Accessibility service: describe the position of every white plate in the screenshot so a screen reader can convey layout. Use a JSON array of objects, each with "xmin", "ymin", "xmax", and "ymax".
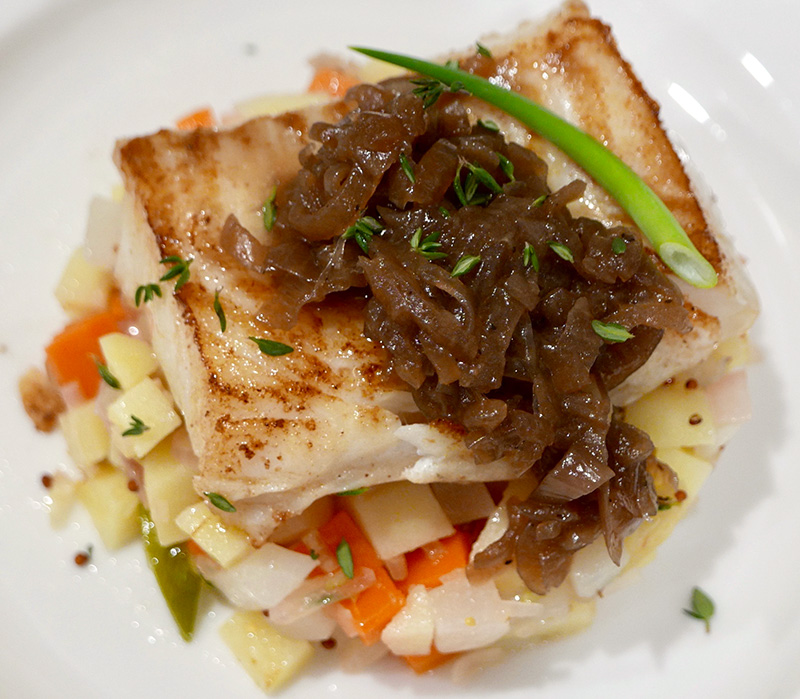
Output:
[{"xmin": 1, "ymin": 1, "xmax": 798, "ymax": 697}]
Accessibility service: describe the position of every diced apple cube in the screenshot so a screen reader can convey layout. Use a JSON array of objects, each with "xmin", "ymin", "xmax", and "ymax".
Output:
[
  {"xmin": 99, "ymin": 332, "xmax": 158, "ymax": 390},
  {"xmin": 54, "ymin": 246, "xmax": 112, "ymax": 318},
  {"xmin": 107, "ymin": 377, "xmax": 181, "ymax": 459},
  {"xmin": 220, "ymin": 611, "xmax": 314, "ymax": 693},
  {"xmin": 175, "ymin": 502, "xmax": 251, "ymax": 568},
  {"xmin": 77, "ymin": 463, "xmax": 140, "ymax": 549},
  {"xmin": 141, "ymin": 440, "xmax": 200, "ymax": 546},
  {"xmin": 343, "ymin": 482, "xmax": 454, "ymax": 561},
  {"xmin": 58, "ymin": 402, "xmax": 109, "ymax": 470}
]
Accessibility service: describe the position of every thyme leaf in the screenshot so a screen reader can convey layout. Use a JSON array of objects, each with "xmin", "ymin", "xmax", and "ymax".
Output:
[
  {"xmin": 122, "ymin": 415, "xmax": 149, "ymax": 437},
  {"xmin": 205, "ymin": 492, "xmax": 237, "ymax": 513},
  {"xmin": 93, "ymin": 357, "xmax": 121, "ymax": 389},
  {"xmin": 262, "ymin": 186, "xmax": 277, "ymax": 232},
  {"xmin": 135, "ymin": 283, "xmax": 162, "ymax": 307},
  {"xmin": 399, "ymin": 152, "xmax": 415, "ymax": 183},
  {"xmin": 250, "ymin": 337, "xmax": 294, "ymax": 356},
  {"xmin": 683, "ymin": 586, "xmax": 715, "ymax": 633},
  {"xmin": 213, "ymin": 288, "xmax": 226, "ymax": 332},
  {"xmin": 547, "ymin": 240, "xmax": 574, "ymax": 262},
  {"xmin": 336, "ymin": 539, "xmax": 354, "ymax": 579},
  {"xmin": 451, "ymin": 254, "xmax": 481, "ymax": 278},
  {"xmin": 591, "ymin": 320, "xmax": 634, "ymax": 343},
  {"xmin": 159, "ymin": 255, "xmax": 193, "ymax": 292}
]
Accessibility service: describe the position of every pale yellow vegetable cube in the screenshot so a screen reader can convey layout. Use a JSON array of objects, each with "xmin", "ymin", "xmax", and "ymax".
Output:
[
  {"xmin": 235, "ymin": 92, "xmax": 329, "ymax": 119},
  {"xmin": 624, "ymin": 382, "xmax": 715, "ymax": 448},
  {"xmin": 344, "ymin": 481, "xmax": 454, "ymax": 560},
  {"xmin": 107, "ymin": 377, "xmax": 182, "ymax": 459},
  {"xmin": 54, "ymin": 247, "xmax": 112, "ymax": 318},
  {"xmin": 623, "ymin": 448, "xmax": 713, "ymax": 571},
  {"xmin": 141, "ymin": 440, "xmax": 200, "ymax": 546},
  {"xmin": 77, "ymin": 463, "xmax": 140, "ymax": 549},
  {"xmin": 175, "ymin": 502, "xmax": 251, "ymax": 568},
  {"xmin": 99, "ymin": 332, "xmax": 158, "ymax": 390},
  {"xmin": 46, "ymin": 472, "xmax": 78, "ymax": 530},
  {"xmin": 59, "ymin": 402, "xmax": 109, "ymax": 470},
  {"xmin": 220, "ymin": 611, "xmax": 313, "ymax": 693}
]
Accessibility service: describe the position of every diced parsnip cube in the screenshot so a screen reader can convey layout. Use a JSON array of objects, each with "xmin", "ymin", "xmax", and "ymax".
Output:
[
  {"xmin": 54, "ymin": 246, "xmax": 112, "ymax": 318},
  {"xmin": 343, "ymin": 482, "xmax": 454, "ymax": 561},
  {"xmin": 381, "ymin": 584, "xmax": 434, "ymax": 656},
  {"xmin": 220, "ymin": 611, "xmax": 314, "ymax": 693},
  {"xmin": 99, "ymin": 332, "xmax": 158, "ymax": 390},
  {"xmin": 77, "ymin": 463, "xmax": 140, "ymax": 549},
  {"xmin": 623, "ymin": 447, "xmax": 713, "ymax": 571},
  {"xmin": 624, "ymin": 382, "xmax": 715, "ymax": 448},
  {"xmin": 58, "ymin": 402, "xmax": 109, "ymax": 470},
  {"xmin": 175, "ymin": 502, "xmax": 251, "ymax": 568},
  {"xmin": 141, "ymin": 440, "xmax": 200, "ymax": 546},
  {"xmin": 46, "ymin": 472, "xmax": 78, "ymax": 529},
  {"xmin": 269, "ymin": 497, "xmax": 334, "ymax": 546},
  {"xmin": 107, "ymin": 377, "xmax": 182, "ymax": 459}
]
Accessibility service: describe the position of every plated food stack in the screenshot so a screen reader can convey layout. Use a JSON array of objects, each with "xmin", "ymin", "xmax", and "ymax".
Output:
[{"xmin": 24, "ymin": 1, "xmax": 757, "ymax": 692}]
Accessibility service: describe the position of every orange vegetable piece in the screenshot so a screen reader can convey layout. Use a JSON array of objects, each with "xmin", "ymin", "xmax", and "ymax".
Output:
[
  {"xmin": 45, "ymin": 294, "xmax": 127, "ymax": 400},
  {"xmin": 175, "ymin": 107, "xmax": 217, "ymax": 131},
  {"xmin": 318, "ymin": 511, "xmax": 406, "ymax": 644},
  {"xmin": 307, "ymin": 67, "xmax": 359, "ymax": 98},
  {"xmin": 399, "ymin": 530, "xmax": 470, "ymax": 593},
  {"xmin": 403, "ymin": 647, "xmax": 459, "ymax": 674}
]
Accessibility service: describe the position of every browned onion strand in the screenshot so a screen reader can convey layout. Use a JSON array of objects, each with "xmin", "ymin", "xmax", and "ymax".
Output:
[{"xmin": 233, "ymin": 75, "xmax": 690, "ymax": 593}]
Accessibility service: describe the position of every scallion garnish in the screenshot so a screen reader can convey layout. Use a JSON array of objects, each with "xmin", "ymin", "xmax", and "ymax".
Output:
[
  {"xmin": 250, "ymin": 337, "xmax": 294, "ymax": 356},
  {"xmin": 159, "ymin": 255, "xmax": 193, "ymax": 292},
  {"xmin": 547, "ymin": 240, "xmax": 574, "ymax": 262},
  {"xmin": 523, "ymin": 242, "xmax": 540, "ymax": 272},
  {"xmin": 122, "ymin": 415, "xmax": 149, "ymax": 437},
  {"xmin": 611, "ymin": 236, "xmax": 628, "ymax": 254},
  {"xmin": 262, "ymin": 186, "xmax": 277, "ymax": 232},
  {"xmin": 478, "ymin": 118, "xmax": 499, "ymax": 132},
  {"xmin": 591, "ymin": 320, "xmax": 634, "ymax": 343},
  {"xmin": 205, "ymin": 492, "xmax": 237, "ymax": 513},
  {"xmin": 349, "ymin": 47, "xmax": 717, "ymax": 289},
  {"xmin": 399, "ymin": 152, "xmax": 415, "ymax": 183},
  {"xmin": 336, "ymin": 539, "xmax": 354, "ymax": 579},
  {"xmin": 134, "ymin": 283, "xmax": 162, "ymax": 307},
  {"xmin": 451, "ymin": 254, "xmax": 481, "ymax": 277},
  {"xmin": 213, "ymin": 288, "xmax": 226, "ymax": 332},
  {"xmin": 93, "ymin": 357, "xmax": 120, "ymax": 389}
]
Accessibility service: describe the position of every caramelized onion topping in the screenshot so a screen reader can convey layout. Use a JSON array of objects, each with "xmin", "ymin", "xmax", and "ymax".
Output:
[{"xmin": 232, "ymin": 77, "xmax": 690, "ymax": 593}]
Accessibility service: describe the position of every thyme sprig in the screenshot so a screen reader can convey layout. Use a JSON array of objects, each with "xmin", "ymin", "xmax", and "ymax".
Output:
[
  {"xmin": 134, "ymin": 283, "xmax": 162, "ymax": 307},
  {"xmin": 122, "ymin": 415, "xmax": 149, "ymax": 437},
  {"xmin": 343, "ymin": 215, "xmax": 384, "ymax": 253},
  {"xmin": 159, "ymin": 255, "xmax": 193, "ymax": 292},
  {"xmin": 410, "ymin": 228, "xmax": 447, "ymax": 260}
]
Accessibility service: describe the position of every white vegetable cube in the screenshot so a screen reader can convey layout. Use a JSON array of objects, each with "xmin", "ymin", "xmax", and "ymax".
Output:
[
  {"xmin": 175, "ymin": 502, "xmax": 251, "ymax": 568},
  {"xmin": 381, "ymin": 584, "xmax": 434, "ymax": 656},
  {"xmin": 77, "ymin": 463, "xmax": 140, "ymax": 549},
  {"xmin": 99, "ymin": 332, "xmax": 158, "ymax": 390},
  {"xmin": 54, "ymin": 246, "xmax": 112, "ymax": 318},
  {"xmin": 624, "ymin": 382, "xmax": 715, "ymax": 448},
  {"xmin": 204, "ymin": 543, "xmax": 318, "ymax": 610},
  {"xmin": 107, "ymin": 377, "xmax": 182, "ymax": 459},
  {"xmin": 344, "ymin": 482, "xmax": 454, "ymax": 561},
  {"xmin": 59, "ymin": 402, "xmax": 109, "ymax": 470},
  {"xmin": 428, "ymin": 569, "xmax": 509, "ymax": 653},
  {"xmin": 221, "ymin": 612, "xmax": 313, "ymax": 693},
  {"xmin": 141, "ymin": 440, "xmax": 201, "ymax": 547}
]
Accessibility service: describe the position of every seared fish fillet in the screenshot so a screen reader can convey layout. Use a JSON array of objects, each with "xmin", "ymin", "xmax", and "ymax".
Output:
[{"xmin": 114, "ymin": 0, "xmax": 757, "ymax": 536}]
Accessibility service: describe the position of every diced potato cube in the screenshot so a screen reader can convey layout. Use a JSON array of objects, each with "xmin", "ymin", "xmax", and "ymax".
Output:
[
  {"xmin": 141, "ymin": 440, "xmax": 200, "ymax": 546},
  {"xmin": 343, "ymin": 482, "xmax": 454, "ymax": 561},
  {"xmin": 99, "ymin": 332, "xmax": 158, "ymax": 390},
  {"xmin": 59, "ymin": 402, "xmax": 109, "ymax": 470},
  {"xmin": 381, "ymin": 584, "xmax": 434, "ymax": 656},
  {"xmin": 77, "ymin": 463, "xmax": 140, "ymax": 549},
  {"xmin": 107, "ymin": 377, "xmax": 181, "ymax": 459},
  {"xmin": 175, "ymin": 502, "xmax": 251, "ymax": 568},
  {"xmin": 624, "ymin": 382, "xmax": 715, "ymax": 448},
  {"xmin": 220, "ymin": 611, "xmax": 313, "ymax": 693},
  {"xmin": 54, "ymin": 246, "xmax": 113, "ymax": 318}
]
